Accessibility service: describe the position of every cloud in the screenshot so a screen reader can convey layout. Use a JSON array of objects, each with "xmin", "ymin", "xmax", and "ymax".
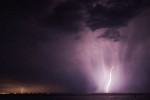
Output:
[
  {"xmin": 85, "ymin": 0, "xmax": 150, "ymax": 30},
  {"xmin": 39, "ymin": 0, "xmax": 150, "ymax": 32},
  {"xmin": 97, "ymin": 28, "xmax": 127, "ymax": 42},
  {"xmin": 2, "ymin": 0, "xmax": 150, "ymax": 34}
]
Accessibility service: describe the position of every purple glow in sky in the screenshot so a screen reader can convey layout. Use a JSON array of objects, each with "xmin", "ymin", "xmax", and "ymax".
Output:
[{"xmin": 73, "ymin": 28, "xmax": 124, "ymax": 93}]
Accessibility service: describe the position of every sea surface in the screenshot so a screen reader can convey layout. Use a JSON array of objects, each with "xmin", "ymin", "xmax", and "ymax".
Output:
[{"xmin": 0, "ymin": 93, "xmax": 150, "ymax": 100}]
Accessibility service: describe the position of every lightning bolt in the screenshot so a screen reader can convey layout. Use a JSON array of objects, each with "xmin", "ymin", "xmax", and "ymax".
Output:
[
  {"xmin": 106, "ymin": 66, "xmax": 114, "ymax": 93},
  {"xmin": 21, "ymin": 88, "xmax": 23, "ymax": 94}
]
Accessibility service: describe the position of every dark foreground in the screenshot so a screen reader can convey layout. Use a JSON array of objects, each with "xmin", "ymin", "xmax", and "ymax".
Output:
[{"xmin": 0, "ymin": 93, "xmax": 150, "ymax": 100}]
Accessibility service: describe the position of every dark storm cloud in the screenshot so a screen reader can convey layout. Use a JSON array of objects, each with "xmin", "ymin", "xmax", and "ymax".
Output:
[
  {"xmin": 86, "ymin": 0, "xmax": 150, "ymax": 30},
  {"xmin": 1, "ymin": 0, "xmax": 150, "ymax": 92},
  {"xmin": 97, "ymin": 28, "xmax": 127, "ymax": 42},
  {"xmin": 39, "ymin": 0, "xmax": 150, "ymax": 31},
  {"xmin": 2, "ymin": 0, "xmax": 150, "ymax": 35},
  {"xmin": 42, "ymin": 0, "xmax": 85, "ymax": 33}
]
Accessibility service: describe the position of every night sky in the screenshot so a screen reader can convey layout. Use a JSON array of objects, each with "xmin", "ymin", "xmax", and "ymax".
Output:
[{"xmin": 1, "ymin": 0, "xmax": 150, "ymax": 93}]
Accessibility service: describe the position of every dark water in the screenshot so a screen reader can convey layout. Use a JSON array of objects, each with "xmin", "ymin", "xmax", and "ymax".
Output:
[{"xmin": 0, "ymin": 93, "xmax": 150, "ymax": 100}]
